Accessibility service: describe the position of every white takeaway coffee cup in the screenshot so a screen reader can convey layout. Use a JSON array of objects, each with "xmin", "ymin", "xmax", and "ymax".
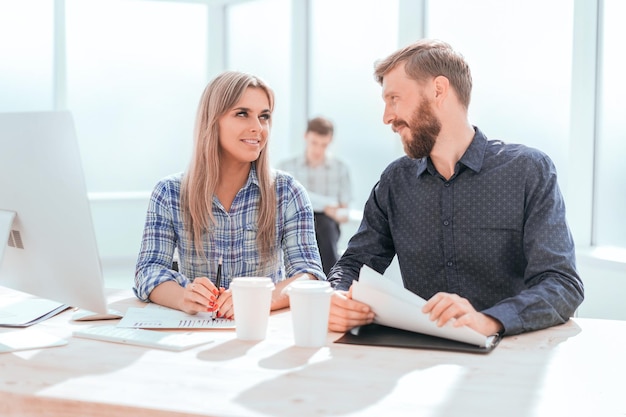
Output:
[
  {"xmin": 286, "ymin": 280, "xmax": 333, "ymax": 347},
  {"xmin": 230, "ymin": 277, "xmax": 275, "ymax": 341}
]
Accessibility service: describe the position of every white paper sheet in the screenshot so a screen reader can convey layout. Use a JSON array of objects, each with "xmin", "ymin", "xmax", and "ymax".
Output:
[
  {"xmin": 0, "ymin": 298, "xmax": 69, "ymax": 327},
  {"xmin": 117, "ymin": 304, "xmax": 235, "ymax": 329},
  {"xmin": 0, "ymin": 328, "xmax": 67, "ymax": 353},
  {"xmin": 352, "ymin": 265, "xmax": 495, "ymax": 348}
]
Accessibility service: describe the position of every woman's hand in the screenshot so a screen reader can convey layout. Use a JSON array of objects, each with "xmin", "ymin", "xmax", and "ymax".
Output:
[
  {"xmin": 181, "ymin": 277, "xmax": 219, "ymax": 315},
  {"xmin": 214, "ymin": 288, "xmax": 233, "ymax": 319}
]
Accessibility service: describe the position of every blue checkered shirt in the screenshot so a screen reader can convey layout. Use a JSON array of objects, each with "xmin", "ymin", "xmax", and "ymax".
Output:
[{"xmin": 134, "ymin": 165, "xmax": 325, "ymax": 301}]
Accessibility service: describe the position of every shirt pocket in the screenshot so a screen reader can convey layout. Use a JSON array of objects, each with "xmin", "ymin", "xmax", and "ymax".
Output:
[
  {"xmin": 242, "ymin": 224, "xmax": 278, "ymax": 277},
  {"xmin": 242, "ymin": 224, "xmax": 259, "ymax": 268}
]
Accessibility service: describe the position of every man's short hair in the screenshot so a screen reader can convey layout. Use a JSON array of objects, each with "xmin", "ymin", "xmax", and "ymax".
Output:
[
  {"xmin": 374, "ymin": 39, "xmax": 472, "ymax": 109},
  {"xmin": 306, "ymin": 117, "xmax": 334, "ymax": 136}
]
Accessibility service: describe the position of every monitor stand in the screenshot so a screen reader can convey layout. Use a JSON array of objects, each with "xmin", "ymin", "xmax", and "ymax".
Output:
[{"xmin": 0, "ymin": 210, "xmax": 16, "ymax": 266}]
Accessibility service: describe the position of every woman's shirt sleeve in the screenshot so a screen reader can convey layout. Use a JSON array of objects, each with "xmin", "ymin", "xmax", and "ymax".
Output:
[
  {"xmin": 134, "ymin": 176, "xmax": 189, "ymax": 301},
  {"xmin": 276, "ymin": 172, "xmax": 326, "ymax": 281}
]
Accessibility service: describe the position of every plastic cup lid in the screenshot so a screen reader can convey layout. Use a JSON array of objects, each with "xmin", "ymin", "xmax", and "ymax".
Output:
[
  {"xmin": 230, "ymin": 277, "xmax": 275, "ymax": 288},
  {"xmin": 286, "ymin": 280, "xmax": 332, "ymax": 294}
]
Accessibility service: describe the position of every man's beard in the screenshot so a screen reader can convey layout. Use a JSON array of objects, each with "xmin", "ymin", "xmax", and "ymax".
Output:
[{"xmin": 393, "ymin": 97, "xmax": 441, "ymax": 159}]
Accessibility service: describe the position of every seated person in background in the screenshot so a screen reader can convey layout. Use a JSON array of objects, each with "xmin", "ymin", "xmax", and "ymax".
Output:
[
  {"xmin": 327, "ymin": 39, "xmax": 584, "ymax": 336},
  {"xmin": 134, "ymin": 71, "xmax": 326, "ymax": 318},
  {"xmin": 278, "ymin": 117, "xmax": 352, "ymax": 275}
]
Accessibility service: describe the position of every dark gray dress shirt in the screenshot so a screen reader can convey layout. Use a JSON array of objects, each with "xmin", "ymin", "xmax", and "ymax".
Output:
[{"xmin": 328, "ymin": 127, "xmax": 584, "ymax": 335}]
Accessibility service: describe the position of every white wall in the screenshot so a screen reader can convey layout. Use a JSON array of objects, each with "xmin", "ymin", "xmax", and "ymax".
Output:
[
  {"xmin": 576, "ymin": 251, "xmax": 626, "ymax": 320},
  {"xmin": 91, "ymin": 196, "xmax": 149, "ymax": 287},
  {"xmin": 2, "ymin": 0, "xmax": 624, "ymax": 319}
]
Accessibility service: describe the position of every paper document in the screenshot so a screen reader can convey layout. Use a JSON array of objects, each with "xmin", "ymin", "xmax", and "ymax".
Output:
[
  {"xmin": 118, "ymin": 304, "xmax": 235, "ymax": 329},
  {"xmin": 0, "ymin": 328, "xmax": 67, "ymax": 353},
  {"xmin": 0, "ymin": 298, "xmax": 69, "ymax": 327},
  {"xmin": 351, "ymin": 266, "xmax": 497, "ymax": 348}
]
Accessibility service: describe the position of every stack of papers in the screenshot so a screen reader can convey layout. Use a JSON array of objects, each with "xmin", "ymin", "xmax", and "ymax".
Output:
[
  {"xmin": 351, "ymin": 265, "xmax": 498, "ymax": 349},
  {"xmin": 0, "ymin": 298, "xmax": 69, "ymax": 327}
]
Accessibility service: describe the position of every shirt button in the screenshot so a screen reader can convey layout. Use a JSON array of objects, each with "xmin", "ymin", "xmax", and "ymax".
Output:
[
  {"xmin": 447, "ymin": 261, "xmax": 453, "ymax": 267},
  {"xmin": 443, "ymin": 220, "xmax": 450, "ymax": 226},
  {"xmin": 444, "ymin": 182, "xmax": 451, "ymax": 187}
]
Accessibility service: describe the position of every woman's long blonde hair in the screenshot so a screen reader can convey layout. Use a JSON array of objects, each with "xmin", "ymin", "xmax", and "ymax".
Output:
[{"xmin": 181, "ymin": 71, "xmax": 277, "ymax": 264}]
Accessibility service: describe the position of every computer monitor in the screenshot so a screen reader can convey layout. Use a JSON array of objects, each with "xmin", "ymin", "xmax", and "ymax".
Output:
[{"xmin": 0, "ymin": 111, "xmax": 116, "ymax": 319}]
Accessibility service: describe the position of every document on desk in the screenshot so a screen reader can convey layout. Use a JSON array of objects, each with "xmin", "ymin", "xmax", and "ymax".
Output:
[
  {"xmin": 117, "ymin": 304, "xmax": 235, "ymax": 329},
  {"xmin": 349, "ymin": 265, "xmax": 499, "ymax": 350},
  {"xmin": 0, "ymin": 328, "xmax": 67, "ymax": 353},
  {"xmin": 0, "ymin": 298, "xmax": 69, "ymax": 327}
]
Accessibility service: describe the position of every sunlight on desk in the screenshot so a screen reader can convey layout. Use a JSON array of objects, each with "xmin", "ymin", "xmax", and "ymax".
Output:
[
  {"xmin": 0, "ymin": 286, "xmax": 624, "ymax": 417},
  {"xmin": 387, "ymin": 365, "xmax": 467, "ymax": 413}
]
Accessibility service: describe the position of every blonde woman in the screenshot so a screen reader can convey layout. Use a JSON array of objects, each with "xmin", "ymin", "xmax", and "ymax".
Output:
[{"xmin": 134, "ymin": 71, "xmax": 325, "ymax": 318}]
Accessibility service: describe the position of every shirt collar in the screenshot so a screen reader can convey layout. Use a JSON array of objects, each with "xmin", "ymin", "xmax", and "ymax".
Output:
[
  {"xmin": 415, "ymin": 126, "xmax": 487, "ymax": 177},
  {"xmin": 294, "ymin": 154, "xmax": 308, "ymax": 166},
  {"xmin": 247, "ymin": 162, "xmax": 260, "ymax": 188},
  {"xmin": 459, "ymin": 126, "xmax": 487, "ymax": 173},
  {"xmin": 299, "ymin": 153, "xmax": 331, "ymax": 168}
]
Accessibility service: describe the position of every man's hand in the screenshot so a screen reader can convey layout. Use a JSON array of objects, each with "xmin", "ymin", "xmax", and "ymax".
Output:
[
  {"xmin": 422, "ymin": 292, "xmax": 503, "ymax": 336},
  {"xmin": 328, "ymin": 287, "xmax": 374, "ymax": 332}
]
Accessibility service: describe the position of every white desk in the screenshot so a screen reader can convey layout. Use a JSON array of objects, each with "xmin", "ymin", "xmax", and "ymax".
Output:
[{"xmin": 1, "ymin": 287, "xmax": 624, "ymax": 417}]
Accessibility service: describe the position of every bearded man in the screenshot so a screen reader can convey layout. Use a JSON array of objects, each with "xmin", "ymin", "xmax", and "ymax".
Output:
[{"xmin": 326, "ymin": 39, "xmax": 584, "ymax": 337}]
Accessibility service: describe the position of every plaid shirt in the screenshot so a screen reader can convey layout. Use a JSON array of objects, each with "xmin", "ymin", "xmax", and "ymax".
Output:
[
  {"xmin": 134, "ymin": 165, "xmax": 325, "ymax": 301},
  {"xmin": 277, "ymin": 154, "xmax": 351, "ymax": 212}
]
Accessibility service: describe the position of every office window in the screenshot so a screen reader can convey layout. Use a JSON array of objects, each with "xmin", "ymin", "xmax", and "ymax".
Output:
[
  {"xmin": 226, "ymin": 0, "xmax": 292, "ymax": 166},
  {"xmin": 595, "ymin": 0, "xmax": 626, "ymax": 247},
  {"xmin": 427, "ymin": 0, "xmax": 574, "ymax": 194},
  {"xmin": 0, "ymin": 0, "xmax": 54, "ymax": 111},
  {"xmin": 65, "ymin": 0, "xmax": 208, "ymax": 192},
  {"xmin": 309, "ymin": 0, "xmax": 402, "ymax": 209}
]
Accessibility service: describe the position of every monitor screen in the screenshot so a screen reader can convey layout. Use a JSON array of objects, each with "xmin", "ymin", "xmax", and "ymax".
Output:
[{"xmin": 0, "ymin": 111, "xmax": 109, "ymax": 315}]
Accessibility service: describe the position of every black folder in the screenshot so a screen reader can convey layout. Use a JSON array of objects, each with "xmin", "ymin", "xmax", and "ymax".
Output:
[{"xmin": 334, "ymin": 323, "xmax": 501, "ymax": 354}]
